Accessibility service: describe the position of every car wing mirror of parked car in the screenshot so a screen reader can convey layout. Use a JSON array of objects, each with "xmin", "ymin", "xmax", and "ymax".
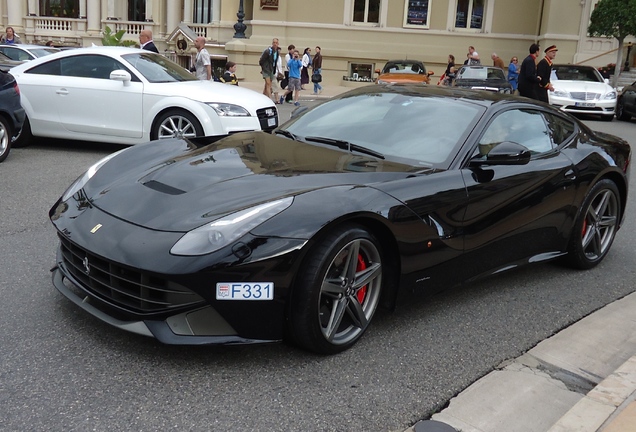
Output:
[
  {"xmin": 428, "ymin": 70, "xmax": 435, "ymax": 76},
  {"xmin": 470, "ymin": 141, "xmax": 532, "ymax": 167},
  {"xmin": 110, "ymin": 70, "xmax": 131, "ymax": 86}
]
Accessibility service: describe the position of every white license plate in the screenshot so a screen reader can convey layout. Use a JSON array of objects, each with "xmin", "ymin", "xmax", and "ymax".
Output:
[
  {"xmin": 216, "ymin": 282, "xmax": 274, "ymax": 300},
  {"xmin": 574, "ymin": 102, "xmax": 595, "ymax": 107},
  {"xmin": 267, "ymin": 117, "xmax": 276, "ymax": 127}
]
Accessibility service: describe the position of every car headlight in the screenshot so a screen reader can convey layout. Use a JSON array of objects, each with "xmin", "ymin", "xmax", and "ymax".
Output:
[
  {"xmin": 61, "ymin": 148, "xmax": 128, "ymax": 202},
  {"xmin": 207, "ymin": 103, "xmax": 250, "ymax": 117},
  {"xmin": 553, "ymin": 89, "xmax": 570, "ymax": 98},
  {"xmin": 170, "ymin": 197, "xmax": 294, "ymax": 256},
  {"xmin": 603, "ymin": 91, "xmax": 617, "ymax": 100}
]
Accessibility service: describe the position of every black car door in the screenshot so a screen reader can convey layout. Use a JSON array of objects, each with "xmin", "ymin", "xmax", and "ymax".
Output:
[{"xmin": 459, "ymin": 107, "xmax": 578, "ymax": 276}]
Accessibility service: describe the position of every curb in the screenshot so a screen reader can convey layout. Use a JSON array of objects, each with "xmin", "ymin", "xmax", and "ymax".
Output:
[{"xmin": 548, "ymin": 355, "xmax": 636, "ymax": 432}]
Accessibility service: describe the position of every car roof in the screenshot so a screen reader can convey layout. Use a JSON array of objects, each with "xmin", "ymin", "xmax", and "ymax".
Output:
[{"xmin": 8, "ymin": 46, "xmax": 149, "ymax": 73}]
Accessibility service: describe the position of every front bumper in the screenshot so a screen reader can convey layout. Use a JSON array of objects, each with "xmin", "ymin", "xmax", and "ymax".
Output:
[{"xmin": 550, "ymin": 96, "xmax": 616, "ymax": 117}]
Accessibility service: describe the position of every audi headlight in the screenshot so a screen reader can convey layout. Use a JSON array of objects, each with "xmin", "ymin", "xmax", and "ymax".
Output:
[
  {"xmin": 603, "ymin": 91, "xmax": 617, "ymax": 100},
  {"xmin": 61, "ymin": 148, "xmax": 127, "ymax": 202},
  {"xmin": 208, "ymin": 103, "xmax": 250, "ymax": 117},
  {"xmin": 170, "ymin": 197, "xmax": 294, "ymax": 256}
]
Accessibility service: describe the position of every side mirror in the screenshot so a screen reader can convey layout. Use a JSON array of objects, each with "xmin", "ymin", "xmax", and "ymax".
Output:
[
  {"xmin": 470, "ymin": 141, "xmax": 532, "ymax": 166},
  {"xmin": 110, "ymin": 69, "xmax": 131, "ymax": 86},
  {"xmin": 428, "ymin": 70, "xmax": 435, "ymax": 76}
]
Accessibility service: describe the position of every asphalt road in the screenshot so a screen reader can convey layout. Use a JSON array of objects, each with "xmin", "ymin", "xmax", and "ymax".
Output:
[{"xmin": 1, "ymin": 114, "xmax": 635, "ymax": 432}]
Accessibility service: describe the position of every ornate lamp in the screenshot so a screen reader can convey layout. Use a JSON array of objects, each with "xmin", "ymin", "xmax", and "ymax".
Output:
[{"xmin": 233, "ymin": 0, "xmax": 247, "ymax": 38}]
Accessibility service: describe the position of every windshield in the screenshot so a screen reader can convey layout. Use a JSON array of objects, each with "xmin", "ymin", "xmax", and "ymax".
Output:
[
  {"xmin": 551, "ymin": 66, "xmax": 603, "ymax": 83},
  {"xmin": 122, "ymin": 52, "xmax": 196, "ymax": 83},
  {"xmin": 382, "ymin": 62, "xmax": 426, "ymax": 75},
  {"xmin": 30, "ymin": 48, "xmax": 60, "ymax": 58},
  {"xmin": 458, "ymin": 67, "xmax": 506, "ymax": 80},
  {"xmin": 282, "ymin": 91, "xmax": 482, "ymax": 166}
]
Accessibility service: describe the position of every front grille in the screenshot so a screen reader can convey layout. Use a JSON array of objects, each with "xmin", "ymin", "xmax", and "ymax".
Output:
[
  {"xmin": 59, "ymin": 235, "xmax": 204, "ymax": 315},
  {"xmin": 257, "ymin": 106, "xmax": 278, "ymax": 132},
  {"xmin": 570, "ymin": 92, "xmax": 600, "ymax": 101}
]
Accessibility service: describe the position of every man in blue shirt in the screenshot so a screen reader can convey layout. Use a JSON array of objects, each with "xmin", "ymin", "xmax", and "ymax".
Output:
[{"xmin": 281, "ymin": 50, "xmax": 303, "ymax": 106}]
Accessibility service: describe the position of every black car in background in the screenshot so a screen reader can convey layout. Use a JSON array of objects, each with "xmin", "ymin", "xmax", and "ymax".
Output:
[
  {"xmin": 616, "ymin": 80, "xmax": 636, "ymax": 121},
  {"xmin": 0, "ymin": 69, "xmax": 25, "ymax": 162},
  {"xmin": 454, "ymin": 65, "xmax": 513, "ymax": 94}
]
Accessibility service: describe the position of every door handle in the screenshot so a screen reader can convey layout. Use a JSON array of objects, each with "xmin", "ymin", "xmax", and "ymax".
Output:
[{"xmin": 56, "ymin": 89, "xmax": 68, "ymax": 95}]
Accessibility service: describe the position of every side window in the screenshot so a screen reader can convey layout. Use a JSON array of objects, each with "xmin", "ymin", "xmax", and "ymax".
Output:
[
  {"xmin": 27, "ymin": 59, "xmax": 62, "ymax": 76},
  {"xmin": 478, "ymin": 109, "xmax": 554, "ymax": 156},
  {"xmin": 544, "ymin": 113, "xmax": 576, "ymax": 146},
  {"xmin": 60, "ymin": 55, "xmax": 127, "ymax": 79}
]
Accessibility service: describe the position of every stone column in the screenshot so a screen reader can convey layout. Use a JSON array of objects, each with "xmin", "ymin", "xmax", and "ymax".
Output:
[
  {"xmin": 166, "ymin": 0, "xmax": 182, "ymax": 35},
  {"xmin": 27, "ymin": 0, "xmax": 37, "ymax": 16},
  {"xmin": 106, "ymin": 0, "xmax": 116, "ymax": 20},
  {"xmin": 87, "ymin": 0, "xmax": 101, "ymax": 34},
  {"xmin": 145, "ymin": 0, "xmax": 154, "ymax": 22},
  {"xmin": 6, "ymin": 0, "xmax": 25, "ymax": 33},
  {"xmin": 79, "ymin": 0, "xmax": 87, "ymax": 19},
  {"xmin": 183, "ymin": 0, "xmax": 193, "ymax": 24}
]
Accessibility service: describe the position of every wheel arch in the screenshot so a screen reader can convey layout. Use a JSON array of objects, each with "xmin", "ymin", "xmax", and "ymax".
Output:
[
  {"xmin": 286, "ymin": 213, "xmax": 402, "ymax": 317},
  {"xmin": 601, "ymin": 170, "xmax": 629, "ymax": 227}
]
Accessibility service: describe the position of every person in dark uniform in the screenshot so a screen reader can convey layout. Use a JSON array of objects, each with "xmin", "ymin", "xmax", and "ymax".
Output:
[
  {"xmin": 220, "ymin": 61, "xmax": 239, "ymax": 85},
  {"xmin": 536, "ymin": 45, "xmax": 557, "ymax": 103},
  {"xmin": 518, "ymin": 43, "xmax": 541, "ymax": 100}
]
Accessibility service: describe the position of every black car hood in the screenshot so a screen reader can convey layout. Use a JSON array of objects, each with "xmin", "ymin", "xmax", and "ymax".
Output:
[
  {"xmin": 455, "ymin": 78, "xmax": 511, "ymax": 89},
  {"xmin": 81, "ymin": 132, "xmax": 418, "ymax": 232}
]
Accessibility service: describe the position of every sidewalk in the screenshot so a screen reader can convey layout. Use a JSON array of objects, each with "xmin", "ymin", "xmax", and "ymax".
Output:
[
  {"xmin": 239, "ymin": 79, "xmax": 350, "ymax": 101},
  {"xmin": 413, "ymin": 291, "xmax": 636, "ymax": 432}
]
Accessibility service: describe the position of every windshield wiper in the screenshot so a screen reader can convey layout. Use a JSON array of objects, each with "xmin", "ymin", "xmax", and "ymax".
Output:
[
  {"xmin": 304, "ymin": 136, "xmax": 385, "ymax": 159},
  {"xmin": 274, "ymin": 129, "xmax": 300, "ymax": 141}
]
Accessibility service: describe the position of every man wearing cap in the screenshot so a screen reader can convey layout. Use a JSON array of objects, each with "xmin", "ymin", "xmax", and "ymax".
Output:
[{"xmin": 537, "ymin": 45, "xmax": 557, "ymax": 103}]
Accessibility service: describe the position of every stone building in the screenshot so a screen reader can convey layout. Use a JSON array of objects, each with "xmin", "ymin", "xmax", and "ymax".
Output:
[{"xmin": 1, "ymin": 0, "xmax": 633, "ymax": 84}]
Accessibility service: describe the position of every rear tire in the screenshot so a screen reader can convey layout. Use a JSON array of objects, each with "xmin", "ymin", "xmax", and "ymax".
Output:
[
  {"xmin": 565, "ymin": 180, "xmax": 620, "ymax": 270},
  {"xmin": 151, "ymin": 109, "xmax": 203, "ymax": 140},
  {"xmin": 616, "ymin": 99, "xmax": 631, "ymax": 121},
  {"xmin": 288, "ymin": 224, "xmax": 384, "ymax": 354},
  {"xmin": 0, "ymin": 116, "xmax": 11, "ymax": 162},
  {"xmin": 11, "ymin": 116, "xmax": 32, "ymax": 148}
]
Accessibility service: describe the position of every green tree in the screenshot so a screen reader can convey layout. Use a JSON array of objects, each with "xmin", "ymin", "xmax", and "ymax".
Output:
[
  {"xmin": 101, "ymin": 25, "xmax": 137, "ymax": 47},
  {"xmin": 588, "ymin": 0, "xmax": 636, "ymax": 87}
]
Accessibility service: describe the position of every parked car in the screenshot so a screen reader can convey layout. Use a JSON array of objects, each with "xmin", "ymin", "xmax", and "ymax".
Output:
[
  {"xmin": 0, "ymin": 51, "xmax": 25, "ymax": 71},
  {"xmin": 375, "ymin": 60, "xmax": 434, "ymax": 84},
  {"xmin": 453, "ymin": 65, "xmax": 513, "ymax": 93},
  {"xmin": 0, "ymin": 69, "xmax": 25, "ymax": 162},
  {"xmin": 10, "ymin": 46, "xmax": 278, "ymax": 147},
  {"xmin": 49, "ymin": 85, "xmax": 630, "ymax": 354},
  {"xmin": 616, "ymin": 80, "xmax": 636, "ymax": 121},
  {"xmin": 548, "ymin": 64, "xmax": 617, "ymax": 122},
  {"xmin": 0, "ymin": 44, "xmax": 60, "ymax": 61}
]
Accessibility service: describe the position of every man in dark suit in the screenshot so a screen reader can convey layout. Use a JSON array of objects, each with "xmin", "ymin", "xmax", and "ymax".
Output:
[
  {"xmin": 139, "ymin": 29, "xmax": 159, "ymax": 53},
  {"xmin": 518, "ymin": 43, "xmax": 541, "ymax": 100}
]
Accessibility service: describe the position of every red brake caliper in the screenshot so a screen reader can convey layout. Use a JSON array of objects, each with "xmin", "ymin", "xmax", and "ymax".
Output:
[
  {"xmin": 581, "ymin": 218, "xmax": 588, "ymax": 238},
  {"xmin": 356, "ymin": 255, "xmax": 367, "ymax": 304}
]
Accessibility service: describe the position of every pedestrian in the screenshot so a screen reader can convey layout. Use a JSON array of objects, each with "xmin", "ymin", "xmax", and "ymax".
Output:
[
  {"xmin": 536, "ymin": 45, "xmax": 557, "ymax": 103},
  {"xmin": 139, "ymin": 29, "xmax": 159, "ymax": 53},
  {"xmin": 518, "ymin": 43, "xmax": 541, "ymax": 99},
  {"xmin": 438, "ymin": 54, "xmax": 455, "ymax": 85},
  {"xmin": 507, "ymin": 56, "xmax": 520, "ymax": 93},
  {"xmin": 259, "ymin": 38, "xmax": 280, "ymax": 101},
  {"xmin": 468, "ymin": 46, "xmax": 480, "ymax": 65},
  {"xmin": 312, "ymin": 46, "xmax": 323, "ymax": 94},
  {"xmin": 301, "ymin": 47, "xmax": 312, "ymax": 90},
  {"xmin": 282, "ymin": 44, "xmax": 295, "ymax": 103},
  {"xmin": 271, "ymin": 47, "xmax": 284, "ymax": 103},
  {"xmin": 220, "ymin": 61, "xmax": 239, "ymax": 85},
  {"xmin": 281, "ymin": 49, "xmax": 303, "ymax": 106},
  {"xmin": 491, "ymin": 52, "xmax": 505, "ymax": 69},
  {"xmin": 193, "ymin": 36, "xmax": 211, "ymax": 81},
  {"xmin": 1, "ymin": 26, "xmax": 21, "ymax": 44}
]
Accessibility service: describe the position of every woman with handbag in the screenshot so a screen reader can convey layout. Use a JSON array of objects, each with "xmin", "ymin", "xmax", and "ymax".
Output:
[
  {"xmin": 312, "ymin": 46, "xmax": 323, "ymax": 94},
  {"xmin": 301, "ymin": 47, "xmax": 312, "ymax": 90}
]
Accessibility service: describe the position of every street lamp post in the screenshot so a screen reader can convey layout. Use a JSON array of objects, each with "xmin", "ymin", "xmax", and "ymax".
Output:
[{"xmin": 233, "ymin": 0, "xmax": 247, "ymax": 39}]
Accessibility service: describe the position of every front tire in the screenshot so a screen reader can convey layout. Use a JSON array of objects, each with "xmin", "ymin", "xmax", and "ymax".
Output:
[
  {"xmin": 566, "ymin": 180, "xmax": 620, "ymax": 269},
  {"xmin": 289, "ymin": 224, "xmax": 384, "ymax": 354},
  {"xmin": 0, "ymin": 115, "xmax": 12, "ymax": 162},
  {"xmin": 151, "ymin": 109, "xmax": 203, "ymax": 140}
]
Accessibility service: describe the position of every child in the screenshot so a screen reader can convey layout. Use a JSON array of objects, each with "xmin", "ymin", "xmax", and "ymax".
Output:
[{"xmin": 220, "ymin": 61, "xmax": 239, "ymax": 85}]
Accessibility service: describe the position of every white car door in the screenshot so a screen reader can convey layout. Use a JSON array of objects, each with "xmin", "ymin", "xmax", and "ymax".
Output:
[{"xmin": 54, "ymin": 54, "xmax": 143, "ymax": 139}]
